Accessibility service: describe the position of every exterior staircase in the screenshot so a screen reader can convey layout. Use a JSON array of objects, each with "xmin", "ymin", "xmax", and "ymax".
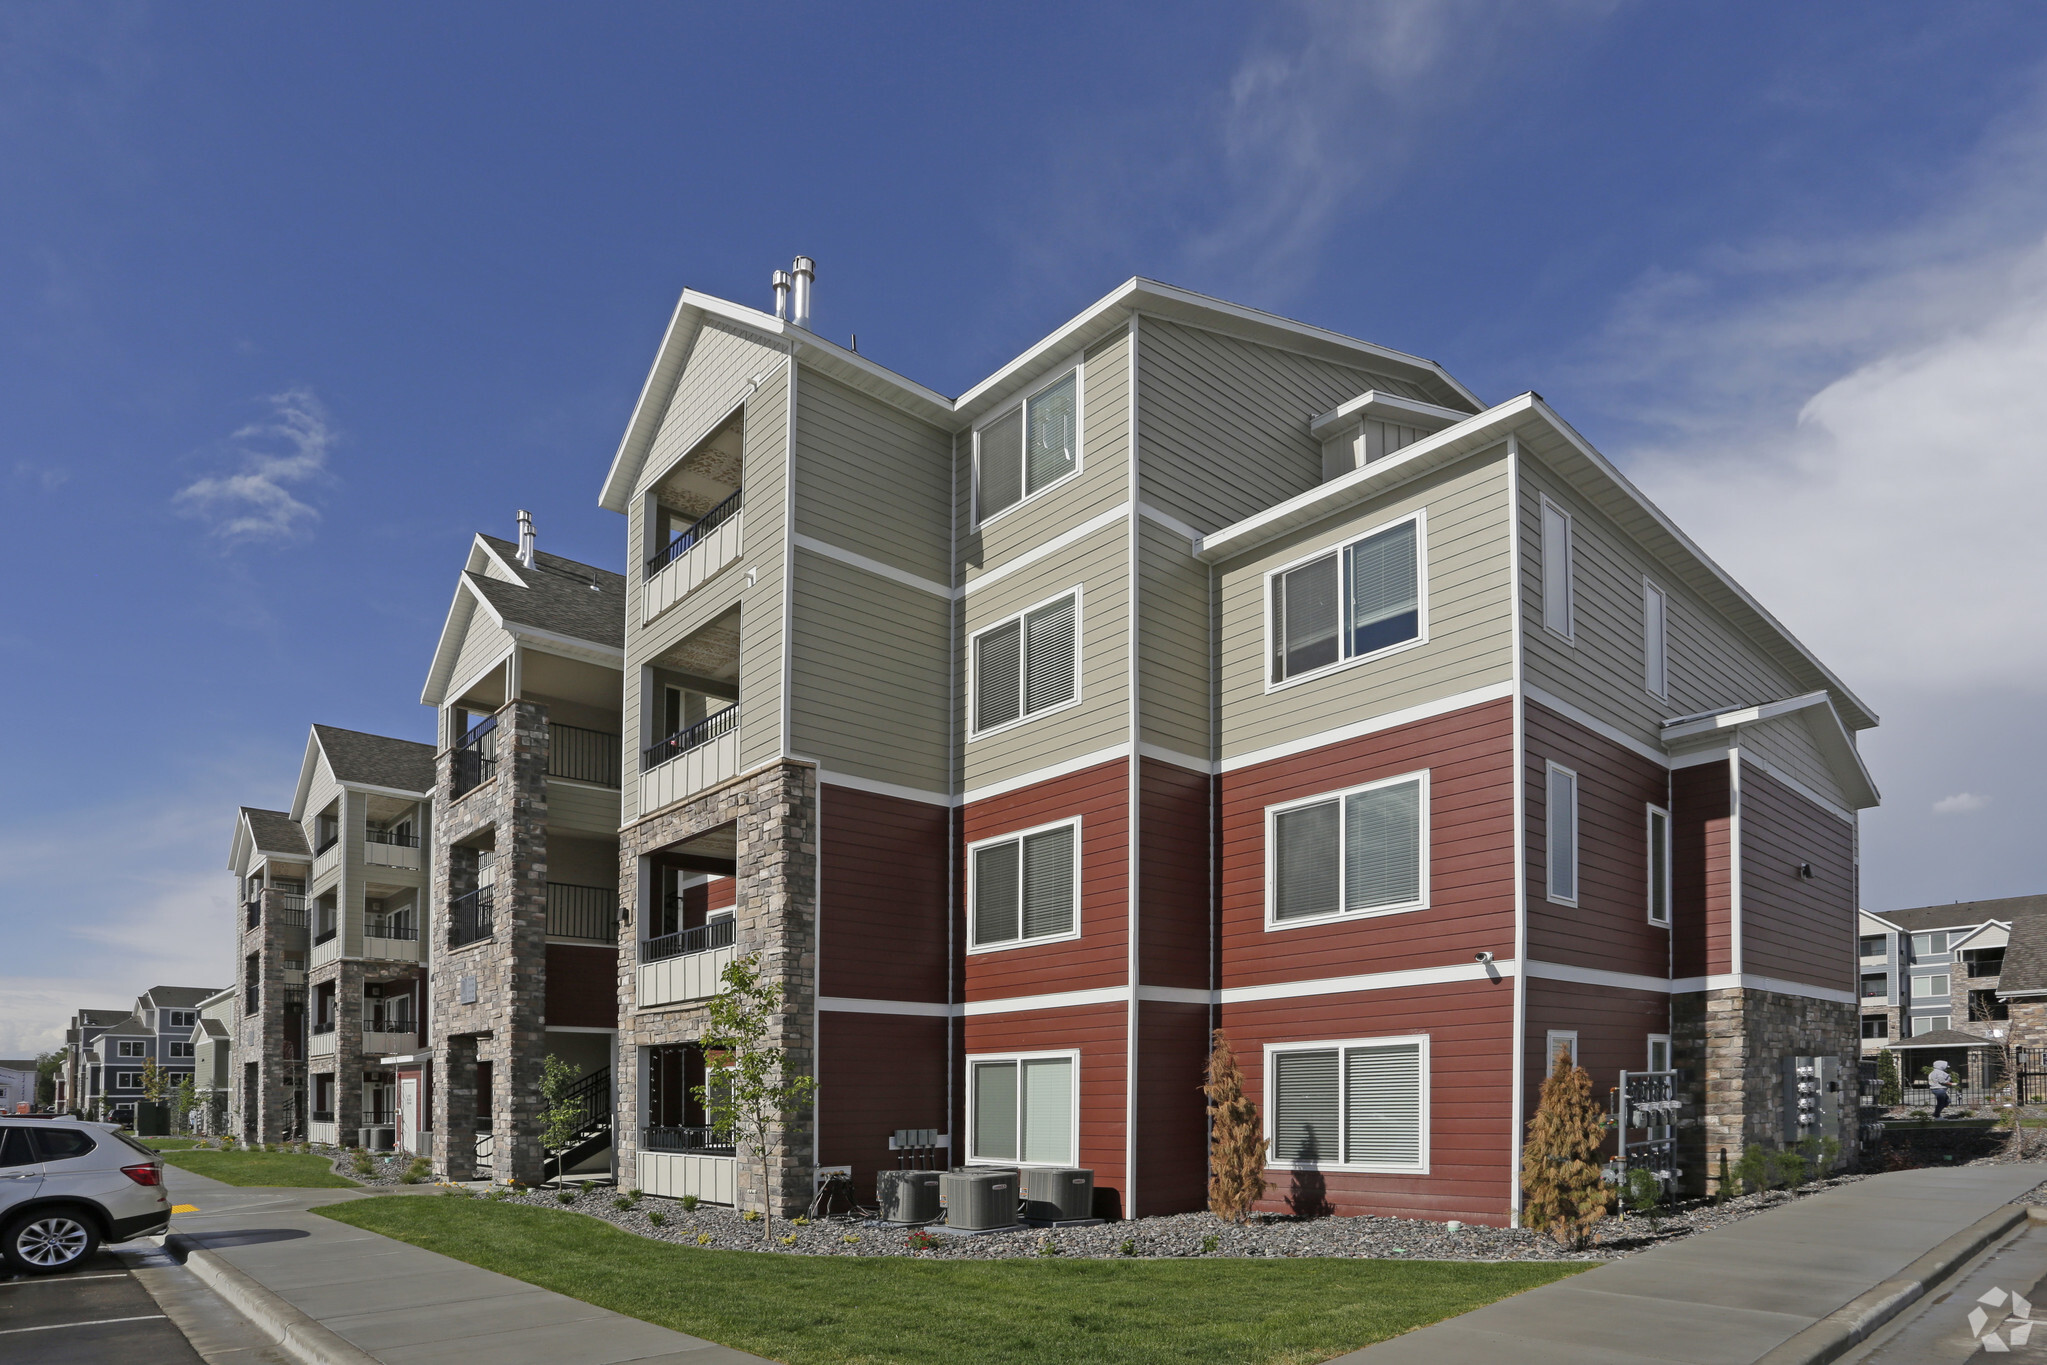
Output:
[{"xmin": 542, "ymin": 1066, "xmax": 613, "ymax": 1182}]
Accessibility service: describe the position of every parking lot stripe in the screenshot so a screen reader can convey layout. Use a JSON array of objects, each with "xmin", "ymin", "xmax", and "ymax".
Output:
[
  {"xmin": 0, "ymin": 1313, "xmax": 169, "ymax": 1335},
  {"xmin": 0, "ymin": 1273, "xmax": 132, "ymax": 1285}
]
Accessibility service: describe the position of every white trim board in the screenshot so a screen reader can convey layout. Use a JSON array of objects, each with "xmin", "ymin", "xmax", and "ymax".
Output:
[
  {"xmin": 961, "ymin": 503, "xmax": 1129, "ymax": 597},
  {"xmin": 793, "ymin": 533, "xmax": 954, "ymax": 601},
  {"xmin": 1219, "ymin": 680, "xmax": 1513, "ymax": 774}
]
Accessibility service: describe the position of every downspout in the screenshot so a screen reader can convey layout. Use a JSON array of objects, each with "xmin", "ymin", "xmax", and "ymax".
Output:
[
  {"xmin": 948, "ymin": 428, "xmax": 959, "ymax": 1165},
  {"xmin": 1506, "ymin": 435, "xmax": 1530, "ymax": 1228},
  {"xmin": 1125, "ymin": 314, "xmax": 1142, "ymax": 1219}
]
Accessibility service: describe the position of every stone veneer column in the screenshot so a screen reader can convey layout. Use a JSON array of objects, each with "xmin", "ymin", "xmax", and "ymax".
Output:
[
  {"xmin": 430, "ymin": 700, "xmax": 550, "ymax": 1184},
  {"xmin": 614, "ymin": 761, "xmax": 818, "ymax": 1216},
  {"xmin": 242, "ymin": 887, "xmax": 301, "ymax": 1144},
  {"xmin": 1677, "ymin": 987, "xmax": 1859, "ymax": 1196}
]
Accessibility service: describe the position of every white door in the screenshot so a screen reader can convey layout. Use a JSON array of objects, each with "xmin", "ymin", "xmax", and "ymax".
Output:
[{"xmin": 399, "ymin": 1079, "xmax": 419, "ymax": 1154}]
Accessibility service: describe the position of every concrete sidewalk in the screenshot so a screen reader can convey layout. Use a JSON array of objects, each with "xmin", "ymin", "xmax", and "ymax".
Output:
[
  {"xmin": 1341, "ymin": 1163, "xmax": 2047, "ymax": 1364},
  {"xmin": 157, "ymin": 1167, "xmax": 767, "ymax": 1365}
]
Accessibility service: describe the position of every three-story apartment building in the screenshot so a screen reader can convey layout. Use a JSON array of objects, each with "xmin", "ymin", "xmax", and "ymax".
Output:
[
  {"xmin": 1857, "ymin": 893, "xmax": 2047, "ymax": 1075},
  {"xmin": 57, "ymin": 1008, "xmax": 127, "ymax": 1113},
  {"xmin": 228, "ymin": 806, "xmax": 313, "ymax": 1140},
  {"xmin": 595, "ymin": 269, "xmax": 1880, "ymax": 1225}
]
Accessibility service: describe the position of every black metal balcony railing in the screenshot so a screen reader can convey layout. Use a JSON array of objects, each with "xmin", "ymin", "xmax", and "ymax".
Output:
[
  {"xmin": 282, "ymin": 984, "xmax": 307, "ymax": 1010},
  {"xmin": 547, "ymin": 882, "xmax": 620, "ymax": 942},
  {"xmin": 642, "ymin": 702, "xmax": 738, "ymax": 772},
  {"xmin": 642, "ymin": 1125, "xmax": 736, "ymax": 1156},
  {"xmin": 365, "ymin": 828, "xmax": 422, "ymax": 848},
  {"xmin": 640, "ymin": 914, "xmax": 735, "ymax": 964},
  {"xmin": 311, "ymin": 1020, "xmax": 336, "ymax": 1035},
  {"xmin": 366, "ymin": 917, "xmax": 419, "ymax": 941},
  {"xmin": 449, "ymin": 886, "xmax": 494, "ymax": 948},
  {"xmin": 311, "ymin": 1109, "xmax": 335, "ymax": 1123},
  {"xmin": 245, "ymin": 900, "xmax": 262, "ymax": 930},
  {"xmin": 243, "ymin": 985, "xmax": 260, "ymax": 1015},
  {"xmin": 647, "ymin": 489, "xmax": 742, "ymax": 577},
  {"xmin": 367, "ymin": 1017, "xmax": 415, "ymax": 1037},
  {"xmin": 454, "ymin": 716, "xmax": 499, "ymax": 797},
  {"xmin": 546, "ymin": 723, "xmax": 622, "ymax": 788},
  {"xmin": 314, "ymin": 928, "xmax": 337, "ymax": 945},
  {"xmin": 275, "ymin": 894, "xmax": 308, "ymax": 927}
]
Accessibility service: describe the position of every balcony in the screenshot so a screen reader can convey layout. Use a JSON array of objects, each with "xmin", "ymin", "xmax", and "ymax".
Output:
[
  {"xmin": 547, "ymin": 723, "xmax": 622, "ymax": 788},
  {"xmin": 448, "ymin": 887, "xmax": 494, "ymax": 949},
  {"xmin": 244, "ymin": 900, "xmax": 262, "ymax": 930},
  {"xmin": 365, "ymin": 917, "xmax": 422, "ymax": 962},
  {"xmin": 453, "ymin": 717, "xmax": 498, "ymax": 798},
  {"xmin": 547, "ymin": 882, "xmax": 619, "ymax": 942},
  {"xmin": 309, "ymin": 1024, "xmax": 337, "ymax": 1059},
  {"xmin": 637, "ymin": 916, "xmax": 736, "ymax": 1008},
  {"xmin": 640, "ymin": 704, "xmax": 739, "ymax": 817},
  {"xmin": 639, "ymin": 1127, "xmax": 735, "ymax": 1204},
  {"xmin": 642, "ymin": 491, "xmax": 742, "ymax": 626},
  {"xmin": 274, "ymin": 894, "xmax": 309, "ymax": 928},
  {"xmin": 364, "ymin": 827, "xmax": 423, "ymax": 871},
  {"xmin": 363, "ymin": 1026, "xmax": 417, "ymax": 1057}
]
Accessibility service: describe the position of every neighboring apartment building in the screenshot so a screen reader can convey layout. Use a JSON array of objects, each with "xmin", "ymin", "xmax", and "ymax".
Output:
[
  {"xmin": 190, "ymin": 987, "xmax": 237, "ymax": 1133},
  {"xmin": 1859, "ymin": 893, "xmax": 2047, "ymax": 1065},
  {"xmin": 418, "ymin": 527, "xmax": 626, "ymax": 1180},
  {"xmin": 71, "ymin": 986, "xmax": 218, "ymax": 1122},
  {"xmin": 585, "ymin": 268, "xmax": 1878, "ymax": 1225},
  {"xmin": 57, "ymin": 1008, "xmax": 126, "ymax": 1111}
]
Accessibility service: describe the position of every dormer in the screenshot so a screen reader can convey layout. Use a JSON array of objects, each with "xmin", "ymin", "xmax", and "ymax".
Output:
[{"xmin": 1309, "ymin": 390, "xmax": 1472, "ymax": 483}]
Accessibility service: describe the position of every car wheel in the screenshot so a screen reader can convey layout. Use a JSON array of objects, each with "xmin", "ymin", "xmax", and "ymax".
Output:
[{"xmin": 2, "ymin": 1209, "xmax": 101, "ymax": 1274}]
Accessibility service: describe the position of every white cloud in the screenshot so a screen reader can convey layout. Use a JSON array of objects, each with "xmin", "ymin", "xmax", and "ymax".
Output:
[
  {"xmin": 11, "ymin": 459, "xmax": 68, "ymax": 491},
  {"xmin": 1933, "ymin": 792, "xmax": 1992, "ymax": 816},
  {"xmin": 174, "ymin": 386, "xmax": 337, "ymax": 544}
]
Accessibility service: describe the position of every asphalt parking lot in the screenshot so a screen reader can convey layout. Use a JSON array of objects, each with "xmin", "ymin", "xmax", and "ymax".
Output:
[{"xmin": 0, "ymin": 1246, "xmax": 203, "ymax": 1365}]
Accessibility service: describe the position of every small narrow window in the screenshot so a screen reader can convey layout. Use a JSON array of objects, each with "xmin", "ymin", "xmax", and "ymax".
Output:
[
  {"xmin": 1546, "ymin": 764, "xmax": 1578, "ymax": 904},
  {"xmin": 1269, "ymin": 773, "xmax": 1427, "ymax": 925},
  {"xmin": 1643, "ymin": 580, "xmax": 1668, "ymax": 697},
  {"xmin": 970, "ymin": 822, "xmax": 1078, "ymax": 949},
  {"xmin": 1541, "ymin": 498, "xmax": 1573, "ymax": 638},
  {"xmin": 1646, "ymin": 805, "xmax": 1671, "ymax": 927},
  {"xmin": 1544, "ymin": 1030, "xmax": 1579, "ymax": 1073},
  {"xmin": 971, "ymin": 591, "xmax": 1078, "ymax": 734},
  {"xmin": 1646, "ymin": 1035, "xmax": 1670, "ymax": 1073}
]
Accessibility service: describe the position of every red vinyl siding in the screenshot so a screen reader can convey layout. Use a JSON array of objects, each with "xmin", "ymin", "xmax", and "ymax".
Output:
[
  {"xmin": 821, "ymin": 784, "xmax": 949, "ymax": 1002},
  {"xmin": 1524, "ymin": 702, "xmax": 1672, "ymax": 977},
  {"xmin": 544, "ymin": 944, "xmax": 619, "ymax": 1029},
  {"xmin": 817, "ymin": 1011, "xmax": 948, "ymax": 1202},
  {"xmin": 1671, "ymin": 761, "xmax": 1732, "ymax": 978},
  {"xmin": 1218, "ymin": 699, "xmax": 1515, "ymax": 991},
  {"xmin": 1134, "ymin": 1000, "xmax": 1209, "ymax": 1216},
  {"xmin": 706, "ymin": 876, "xmax": 735, "ymax": 913},
  {"xmin": 1740, "ymin": 762, "xmax": 1856, "ymax": 992},
  {"xmin": 958, "ymin": 759, "xmax": 1129, "ymax": 1001},
  {"xmin": 1524, "ymin": 977, "xmax": 1670, "ymax": 1156},
  {"xmin": 1138, "ymin": 758, "xmax": 1211, "ymax": 991},
  {"xmin": 960, "ymin": 1003, "xmax": 1128, "ymax": 1210},
  {"xmin": 1222, "ymin": 978, "xmax": 1515, "ymax": 1225}
]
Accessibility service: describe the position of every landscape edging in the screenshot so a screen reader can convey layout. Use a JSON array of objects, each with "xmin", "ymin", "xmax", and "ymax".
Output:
[{"xmin": 156, "ymin": 1231, "xmax": 381, "ymax": 1365}]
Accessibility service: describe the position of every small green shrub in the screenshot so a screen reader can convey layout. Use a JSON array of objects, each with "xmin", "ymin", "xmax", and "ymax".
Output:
[
  {"xmin": 743, "ymin": 1209, "xmax": 761, "ymax": 1222},
  {"xmin": 648, "ymin": 1210, "xmax": 666, "ymax": 1227},
  {"xmin": 624, "ymin": 1188, "xmax": 643, "ymax": 1206},
  {"xmin": 1119, "ymin": 1238, "xmax": 1137, "ymax": 1256},
  {"xmin": 1201, "ymin": 1234, "xmax": 1221, "ymax": 1254},
  {"xmin": 1622, "ymin": 1168, "xmax": 1663, "ymax": 1230},
  {"xmin": 557, "ymin": 1188, "xmax": 578, "ymax": 1204},
  {"xmin": 401, "ymin": 1157, "xmax": 431, "ymax": 1185},
  {"xmin": 790, "ymin": 1215, "xmax": 810, "ymax": 1226},
  {"xmin": 679, "ymin": 1194, "xmax": 700, "ymax": 1212},
  {"xmin": 1036, "ymin": 1236, "xmax": 1060, "ymax": 1257},
  {"xmin": 696, "ymin": 1231, "xmax": 713, "ymax": 1245},
  {"xmin": 613, "ymin": 1196, "xmax": 633, "ymax": 1211},
  {"xmin": 842, "ymin": 1233, "xmax": 860, "ymax": 1245},
  {"xmin": 1776, "ymin": 1150, "xmax": 1809, "ymax": 1189}
]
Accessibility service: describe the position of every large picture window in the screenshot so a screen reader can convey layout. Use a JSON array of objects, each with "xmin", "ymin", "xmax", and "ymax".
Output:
[
  {"xmin": 971, "ymin": 590, "xmax": 1078, "ymax": 735},
  {"xmin": 1267, "ymin": 772, "xmax": 1427, "ymax": 927},
  {"xmin": 976, "ymin": 369, "xmax": 1079, "ymax": 523},
  {"xmin": 1546, "ymin": 763, "xmax": 1578, "ymax": 905},
  {"xmin": 970, "ymin": 820, "xmax": 1079, "ymax": 950},
  {"xmin": 1269, "ymin": 516, "xmax": 1424, "ymax": 685},
  {"xmin": 1267, "ymin": 1037, "xmax": 1427, "ymax": 1172},
  {"xmin": 969, "ymin": 1053, "xmax": 1076, "ymax": 1165}
]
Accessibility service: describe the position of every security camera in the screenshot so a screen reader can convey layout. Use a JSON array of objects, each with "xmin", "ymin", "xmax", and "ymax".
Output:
[{"xmin": 1473, "ymin": 950, "xmax": 1494, "ymax": 965}]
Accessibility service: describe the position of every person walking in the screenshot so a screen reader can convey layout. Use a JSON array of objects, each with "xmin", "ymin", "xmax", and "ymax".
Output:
[{"xmin": 1930, "ymin": 1059, "xmax": 1955, "ymax": 1118}]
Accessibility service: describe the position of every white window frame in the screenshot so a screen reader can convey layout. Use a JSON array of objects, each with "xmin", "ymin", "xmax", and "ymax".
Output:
[
  {"xmin": 1860, "ymin": 973, "xmax": 1888, "ymax": 998},
  {"xmin": 964, "ymin": 1048, "xmax": 1081, "ymax": 1167},
  {"xmin": 1912, "ymin": 974, "xmax": 1950, "ymax": 999},
  {"xmin": 1263, "ymin": 769, "xmax": 1431, "ymax": 931},
  {"xmin": 1543, "ymin": 1030, "xmax": 1579, "ymax": 1073},
  {"xmin": 1646, "ymin": 803, "xmax": 1671, "ymax": 928},
  {"xmin": 1642, "ymin": 577, "xmax": 1668, "ymax": 698},
  {"xmin": 967, "ymin": 585, "xmax": 1084, "ymax": 740},
  {"xmin": 117, "ymin": 1040, "xmax": 146, "ymax": 1058},
  {"xmin": 1540, "ymin": 495, "xmax": 1574, "ymax": 642},
  {"xmin": 971, "ymin": 361, "xmax": 1085, "ymax": 529},
  {"xmin": 167, "ymin": 1010, "xmax": 197, "ymax": 1029},
  {"xmin": 1262, "ymin": 509, "xmax": 1430, "ymax": 693},
  {"xmin": 167, "ymin": 1041, "xmax": 195, "ymax": 1059},
  {"xmin": 965, "ymin": 816, "xmax": 1084, "ymax": 954},
  {"xmin": 1545, "ymin": 762, "xmax": 1579, "ymax": 906},
  {"xmin": 1912, "ymin": 1015, "xmax": 1950, "ymax": 1036},
  {"xmin": 1646, "ymin": 1035, "xmax": 1670, "ymax": 1072},
  {"xmin": 115, "ymin": 1072, "xmax": 142, "ymax": 1090},
  {"xmin": 1262, "ymin": 1034, "xmax": 1431, "ymax": 1175}
]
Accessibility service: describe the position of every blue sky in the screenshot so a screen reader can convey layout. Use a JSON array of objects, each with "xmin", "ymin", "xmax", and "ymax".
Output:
[{"xmin": 5, "ymin": 2, "xmax": 2046, "ymax": 1053}]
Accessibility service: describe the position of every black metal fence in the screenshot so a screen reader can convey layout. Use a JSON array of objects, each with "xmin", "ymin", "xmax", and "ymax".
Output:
[
  {"xmin": 366, "ymin": 916, "xmax": 419, "ymax": 941},
  {"xmin": 646, "ymin": 490, "xmax": 742, "ymax": 576},
  {"xmin": 642, "ymin": 1125, "xmax": 735, "ymax": 1156},
  {"xmin": 642, "ymin": 703, "xmax": 739, "ymax": 772},
  {"xmin": 274, "ymin": 894, "xmax": 308, "ymax": 927},
  {"xmin": 1870, "ymin": 1045, "xmax": 2047, "ymax": 1109},
  {"xmin": 547, "ymin": 723, "xmax": 622, "ymax": 788},
  {"xmin": 449, "ymin": 886, "xmax": 494, "ymax": 947},
  {"xmin": 641, "ymin": 914, "xmax": 736, "ymax": 964},
  {"xmin": 365, "ymin": 827, "xmax": 421, "ymax": 848},
  {"xmin": 546, "ymin": 882, "xmax": 619, "ymax": 942},
  {"xmin": 454, "ymin": 718, "xmax": 498, "ymax": 797}
]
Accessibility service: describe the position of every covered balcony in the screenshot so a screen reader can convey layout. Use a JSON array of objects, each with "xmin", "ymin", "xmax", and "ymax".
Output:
[
  {"xmin": 447, "ymin": 843, "xmax": 496, "ymax": 949},
  {"xmin": 640, "ymin": 610, "xmax": 740, "ymax": 817},
  {"xmin": 643, "ymin": 410, "xmax": 744, "ymax": 624},
  {"xmin": 638, "ymin": 1042, "xmax": 735, "ymax": 1204},
  {"xmin": 637, "ymin": 824, "xmax": 737, "ymax": 1008}
]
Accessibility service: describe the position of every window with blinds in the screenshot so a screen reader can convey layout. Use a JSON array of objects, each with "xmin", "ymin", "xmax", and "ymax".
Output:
[
  {"xmin": 973, "ymin": 591, "xmax": 1078, "ymax": 734},
  {"xmin": 1271, "ymin": 1039, "xmax": 1425, "ymax": 1170},
  {"xmin": 1546, "ymin": 764, "xmax": 1578, "ymax": 904},
  {"xmin": 1270, "ymin": 517, "xmax": 1422, "ymax": 684},
  {"xmin": 1270, "ymin": 773, "xmax": 1426, "ymax": 925},
  {"xmin": 971, "ymin": 821, "xmax": 1078, "ymax": 949},
  {"xmin": 970, "ymin": 1055, "xmax": 1075, "ymax": 1165},
  {"xmin": 976, "ymin": 369, "xmax": 1079, "ymax": 523},
  {"xmin": 1643, "ymin": 579, "xmax": 1667, "ymax": 697},
  {"xmin": 1647, "ymin": 804, "xmax": 1670, "ymax": 926},
  {"xmin": 1542, "ymin": 498, "xmax": 1573, "ymax": 638}
]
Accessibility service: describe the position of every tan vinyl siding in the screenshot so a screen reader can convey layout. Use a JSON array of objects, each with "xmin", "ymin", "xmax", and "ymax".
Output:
[
  {"xmin": 1216, "ymin": 449, "xmax": 1515, "ymax": 762},
  {"xmin": 959, "ymin": 521, "xmax": 1130, "ymax": 793},
  {"xmin": 1518, "ymin": 456, "xmax": 1812, "ymax": 757},
  {"xmin": 1136, "ymin": 516, "xmax": 1210, "ymax": 759},
  {"xmin": 958, "ymin": 331, "xmax": 1129, "ymax": 586},
  {"xmin": 545, "ymin": 779, "xmax": 625, "ymax": 836},
  {"xmin": 1136, "ymin": 317, "xmax": 1438, "ymax": 534},
  {"xmin": 633, "ymin": 319, "xmax": 786, "ymax": 499},
  {"xmin": 791, "ymin": 369, "xmax": 952, "ymax": 585},
  {"xmin": 302, "ymin": 759, "xmax": 344, "ymax": 896},
  {"xmin": 341, "ymin": 788, "xmax": 367, "ymax": 958},
  {"xmin": 448, "ymin": 612, "xmax": 514, "ymax": 704},
  {"xmin": 790, "ymin": 545, "xmax": 951, "ymax": 793}
]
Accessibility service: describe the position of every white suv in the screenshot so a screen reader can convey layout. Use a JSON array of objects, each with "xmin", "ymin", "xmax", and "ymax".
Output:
[{"xmin": 0, "ymin": 1118, "xmax": 170, "ymax": 1273}]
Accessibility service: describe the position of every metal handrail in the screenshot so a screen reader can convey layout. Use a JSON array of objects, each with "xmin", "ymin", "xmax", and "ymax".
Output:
[
  {"xmin": 454, "ymin": 716, "xmax": 499, "ymax": 797},
  {"xmin": 641, "ymin": 1125, "xmax": 735, "ymax": 1156},
  {"xmin": 274, "ymin": 894, "xmax": 308, "ymax": 927},
  {"xmin": 449, "ymin": 886, "xmax": 494, "ymax": 948},
  {"xmin": 640, "ymin": 914, "xmax": 735, "ymax": 964},
  {"xmin": 546, "ymin": 883, "xmax": 619, "ymax": 942},
  {"xmin": 647, "ymin": 490, "xmax": 741, "ymax": 576},
  {"xmin": 314, "ymin": 928, "xmax": 336, "ymax": 945},
  {"xmin": 546, "ymin": 722, "xmax": 622, "ymax": 787},
  {"xmin": 366, "ymin": 918, "xmax": 419, "ymax": 941},
  {"xmin": 642, "ymin": 703, "xmax": 738, "ymax": 772},
  {"xmin": 311, "ymin": 1021, "xmax": 335, "ymax": 1035},
  {"xmin": 364, "ymin": 828, "xmax": 421, "ymax": 848},
  {"xmin": 311, "ymin": 1109, "xmax": 335, "ymax": 1123}
]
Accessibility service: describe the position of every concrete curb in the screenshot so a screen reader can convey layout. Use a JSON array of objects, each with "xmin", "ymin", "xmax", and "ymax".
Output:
[
  {"xmin": 152, "ymin": 1232, "xmax": 381, "ymax": 1365},
  {"xmin": 1752, "ymin": 1201, "xmax": 2034, "ymax": 1365}
]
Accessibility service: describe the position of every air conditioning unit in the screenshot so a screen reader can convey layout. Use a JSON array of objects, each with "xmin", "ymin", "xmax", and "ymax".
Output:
[
  {"xmin": 1022, "ymin": 1167, "xmax": 1094, "ymax": 1222},
  {"xmin": 877, "ymin": 1170, "xmax": 943, "ymax": 1223},
  {"xmin": 940, "ymin": 1168, "xmax": 1020, "ymax": 1231}
]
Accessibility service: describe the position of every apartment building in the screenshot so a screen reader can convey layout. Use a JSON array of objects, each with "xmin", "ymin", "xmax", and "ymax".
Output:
[
  {"xmin": 418, "ymin": 527, "xmax": 626, "ymax": 1181},
  {"xmin": 189, "ymin": 987, "xmax": 237, "ymax": 1133},
  {"xmin": 228, "ymin": 806, "xmax": 313, "ymax": 1140},
  {"xmin": 1858, "ymin": 893, "xmax": 2047, "ymax": 1075},
  {"xmin": 57, "ymin": 1008, "xmax": 126, "ymax": 1112},
  {"xmin": 591, "ymin": 267, "xmax": 1878, "ymax": 1225},
  {"xmin": 69, "ymin": 987, "xmax": 217, "ymax": 1123}
]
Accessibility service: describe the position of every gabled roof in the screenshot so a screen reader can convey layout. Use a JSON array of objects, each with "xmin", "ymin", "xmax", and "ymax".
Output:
[
  {"xmin": 0, "ymin": 1060, "xmax": 38, "ymax": 1073},
  {"xmin": 138, "ymin": 986, "xmax": 221, "ymax": 1010},
  {"xmin": 1891, "ymin": 1027, "xmax": 2000, "ymax": 1049},
  {"xmin": 95, "ymin": 1015, "xmax": 149, "ymax": 1038},
  {"xmin": 74, "ymin": 1009, "xmax": 126, "ymax": 1028},
  {"xmin": 291, "ymin": 725, "xmax": 435, "ymax": 818},
  {"xmin": 598, "ymin": 277, "xmax": 1482, "ymax": 513},
  {"xmin": 194, "ymin": 1018, "xmax": 229, "ymax": 1042},
  {"xmin": 1995, "ymin": 914, "xmax": 2047, "ymax": 998},
  {"xmin": 420, "ymin": 534, "xmax": 626, "ymax": 706},
  {"xmin": 228, "ymin": 807, "xmax": 310, "ymax": 872},
  {"xmin": 1875, "ymin": 894, "xmax": 2047, "ymax": 936},
  {"xmin": 1661, "ymin": 691, "xmax": 1879, "ymax": 810}
]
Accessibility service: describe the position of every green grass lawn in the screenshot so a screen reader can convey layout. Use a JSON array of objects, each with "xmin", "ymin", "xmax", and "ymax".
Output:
[
  {"xmin": 160, "ymin": 1148, "xmax": 358, "ymax": 1187},
  {"xmin": 139, "ymin": 1137, "xmax": 208, "ymax": 1151},
  {"xmin": 318, "ymin": 1197, "xmax": 1586, "ymax": 1365}
]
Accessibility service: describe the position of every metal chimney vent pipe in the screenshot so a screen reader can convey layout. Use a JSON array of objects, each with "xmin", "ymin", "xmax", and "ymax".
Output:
[
  {"xmin": 516, "ymin": 509, "xmax": 535, "ymax": 568},
  {"xmin": 771, "ymin": 270, "xmax": 791, "ymax": 320},
  {"xmin": 790, "ymin": 256, "xmax": 815, "ymax": 329}
]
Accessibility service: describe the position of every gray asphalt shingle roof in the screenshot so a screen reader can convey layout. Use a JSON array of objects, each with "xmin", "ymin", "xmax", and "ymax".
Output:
[
  {"xmin": 472, "ymin": 536, "xmax": 626, "ymax": 651},
  {"xmin": 1891, "ymin": 1027, "xmax": 2000, "ymax": 1048},
  {"xmin": 1999, "ymin": 916, "xmax": 2047, "ymax": 996},
  {"xmin": 140, "ymin": 986, "xmax": 224, "ymax": 1009},
  {"xmin": 1868, "ymin": 893, "xmax": 2047, "ymax": 935},
  {"xmin": 242, "ymin": 807, "xmax": 310, "ymax": 857},
  {"xmin": 313, "ymin": 726, "xmax": 436, "ymax": 793}
]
